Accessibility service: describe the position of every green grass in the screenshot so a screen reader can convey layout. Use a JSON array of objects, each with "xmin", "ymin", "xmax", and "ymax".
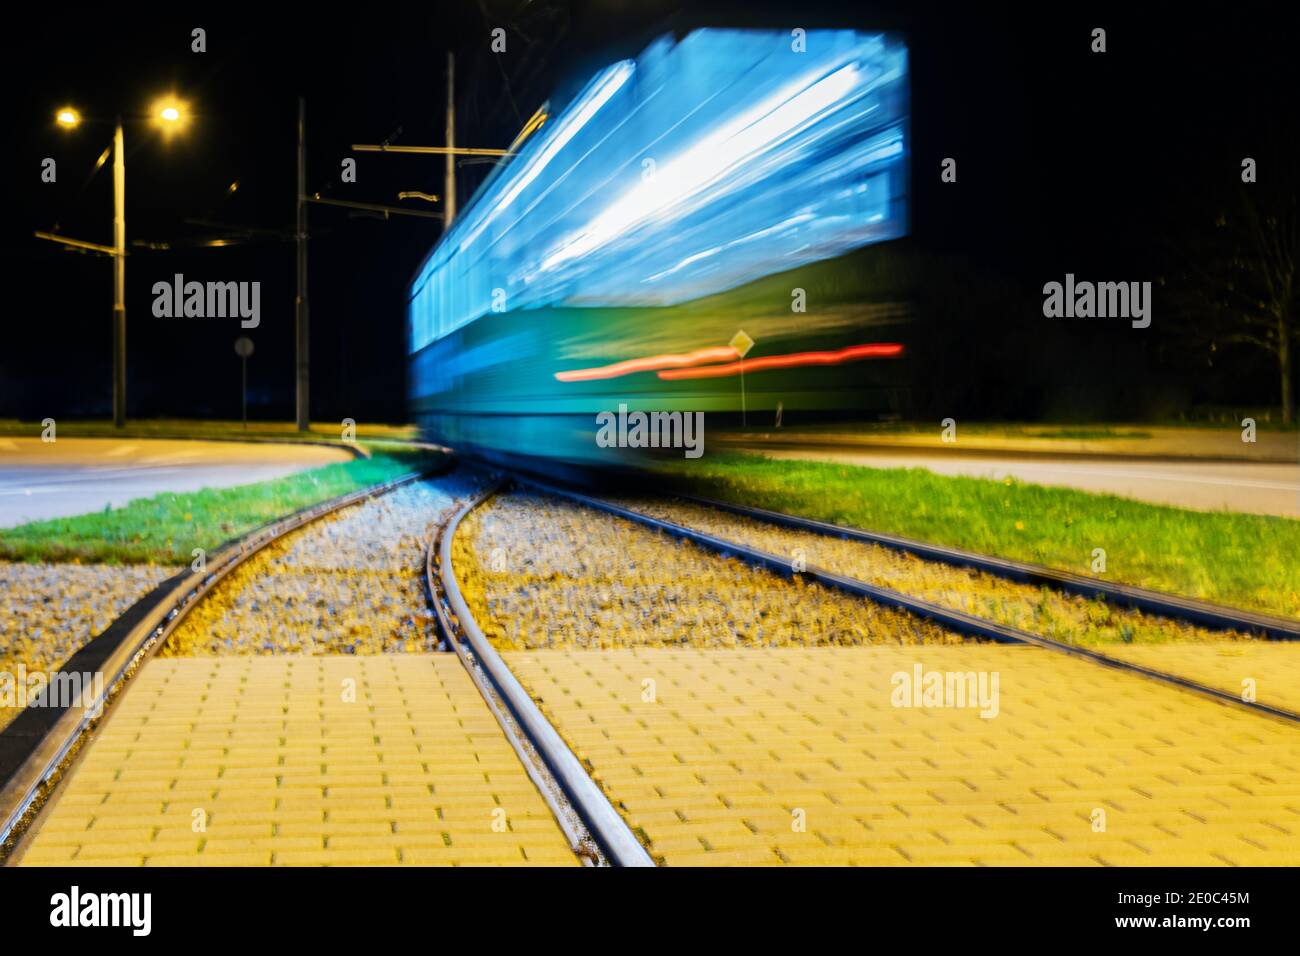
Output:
[
  {"xmin": 721, "ymin": 420, "xmax": 1299, "ymax": 438},
  {"xmin": 0, "ymin": 418, "xmax": 419, "ymax": 443},
  {"xmin": 745, "ymin": 421, "xmax": 1156, "ymax": 439},
  {"xmin": 0, "ymin": 448, "xmax": 439, "ymax": 566},
  {"xmin": 668, "ymin": 453, "xmax": 1300, "ymax": 618}
]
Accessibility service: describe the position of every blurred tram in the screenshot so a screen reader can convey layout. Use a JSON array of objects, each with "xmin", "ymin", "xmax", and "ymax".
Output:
[{"xmin": 408, "ymin": 28, "xmax": 912, "ymax": 471}]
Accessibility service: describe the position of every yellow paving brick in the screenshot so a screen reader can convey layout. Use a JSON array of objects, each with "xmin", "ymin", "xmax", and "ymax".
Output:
[
  {"xmin": 21, "ymin": 656, "xmax": 577, "ymax": 867},
  {"xmin": 1103, "ymin": 642, "xmax": 1300, "ymax": 715},
  {"xmin": 71, "ymin": 855, "xmax": 150, "ymax": 867},
  {"xmin": 504, "ymin": 645, "xmax": 1300, "ymax": 866},
  {"xmin": 17, "ymin": 844, "xmax": 81, "ymax": 865}
]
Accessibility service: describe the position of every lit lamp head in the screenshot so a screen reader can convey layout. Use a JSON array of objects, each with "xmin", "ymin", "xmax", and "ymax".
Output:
[
  {"xmin": 55, "ymin": 107, "xmax": 81, "ymax": 128},
  {"xmin": 150, "ymin": 96, "xmax": 190, "ymax": 137}
]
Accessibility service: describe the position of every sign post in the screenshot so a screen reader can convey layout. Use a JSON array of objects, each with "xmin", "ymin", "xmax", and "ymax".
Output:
[
  {"xmin": 730, "ymin": 330, "xmax": 755, "ymax": 428},
  {"xmin": 234, "ymin": 337, "xmax": 255, "ymax": 430}
]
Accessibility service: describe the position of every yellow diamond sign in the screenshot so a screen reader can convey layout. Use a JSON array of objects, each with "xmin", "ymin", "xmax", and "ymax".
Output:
[{"xmin": 729, "ymin": 330, "xmax": 754, "ymax": 358}]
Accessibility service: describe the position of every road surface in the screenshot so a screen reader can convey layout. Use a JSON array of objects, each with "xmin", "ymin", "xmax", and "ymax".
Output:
[
  {"xmin": 0, "ymin": 437, "xmax": 353, "ymax": 528},
  {"xmin": 735, "ymin": 446, "xmax": 1300, "ymax": 518}
]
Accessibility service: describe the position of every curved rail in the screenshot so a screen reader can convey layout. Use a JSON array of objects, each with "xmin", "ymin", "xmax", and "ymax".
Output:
[
  {"xmin": 517, "ymin": 477, "xmax": 1300, "ymax": 728},
  {"xmin": 433, "ymin": 484, "xmax": 655, "ymax": 867},
  {"xmin": 680, "ymin": 494, "xmax": 1300, "ymax": 641},
  {"xmin": 0, "ymin": 460, "xmax": 449, "ymax": 859},
  {"xmin": 423, "ymin": 489, "xmax": 602, "ymax": 866}
]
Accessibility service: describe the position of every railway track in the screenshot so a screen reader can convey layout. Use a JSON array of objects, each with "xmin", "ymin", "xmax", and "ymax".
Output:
[
  {"xmin": 449, "ymin": 480, "xmax": 1300, "ymax": 865},
  {"xmin": 424, "ymin": 484, "xmax": 653, "ymax": 867},
  {"xmin": 5, "ymin": 463, "xmax": 1297, "ymax": 867},
  {"xmin": 0, "ymin": 465, "xmax": 441, "ymax": 862},
  {"xmin": 518, "ymin": 477, "xmax": 1300, "ymax": 725},
  {"xmin": 676, "ymin": 493, "xmax": 1300, "ymax": 641},
  {"xmin": 5, "ymin": 460, "xmax": 660, "ymax": 868}
]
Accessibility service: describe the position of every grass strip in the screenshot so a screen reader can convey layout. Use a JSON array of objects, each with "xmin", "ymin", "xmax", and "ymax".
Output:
[
  {"xmin": 0, "ymin": 448, "xmax": 436, "ymax": 565},
  {"xmin": 669, "ymin": 453, "xmax": 1300, "ymax": 619}
]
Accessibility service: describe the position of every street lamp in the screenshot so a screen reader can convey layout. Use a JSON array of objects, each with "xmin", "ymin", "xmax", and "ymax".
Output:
[
  {"xmin": 150, "ymin": 96, "xmax": 189, "ymax": 137},
  {"xmin": 46, "ymin": 98, "xmax": 190, "ymax": 427}
]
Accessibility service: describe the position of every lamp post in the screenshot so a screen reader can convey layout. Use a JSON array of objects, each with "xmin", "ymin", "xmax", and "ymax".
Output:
[
  {"xmin": 44, "ymin": 98, "xmax": 188, "ymax": 427},
  {"xmin": 295, "ymin": 98, "xmax": 309, "ymax": 432},
  {"xmin": 235, "ymin": 337, "xmax": 255, "ymax": 430},
  {"xmin": 444, "ymin": 52, "xmax": 456, "ymax": 228},
  {"xmin": 111, "ymin": 118, "xmax": 126, "ymax": 428}
]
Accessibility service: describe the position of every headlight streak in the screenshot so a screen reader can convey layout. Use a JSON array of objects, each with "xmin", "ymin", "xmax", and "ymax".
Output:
[{"xmin": 554, "ymin": 345, "xmax": 742, "ymax": 382}]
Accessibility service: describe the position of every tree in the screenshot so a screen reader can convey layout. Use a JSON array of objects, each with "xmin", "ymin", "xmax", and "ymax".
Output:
[
  {"xmin": 1223, "ymin": 181, "xmax": 1298, "ymax": 423},
  {"xmin": 1170, "ymin": 175, "xmax": 1298, "ymax": 424}
]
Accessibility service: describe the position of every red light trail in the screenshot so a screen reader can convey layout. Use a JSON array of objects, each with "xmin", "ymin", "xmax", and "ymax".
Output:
[
  {"xmin": 556, "ymin": 342, "xmax": 904, "ymax": 383},
  {"xmin": 656, "ymin": 342, "xmax": 904, "ymax": 380},
  {"xmin": 554, "ymin": 345, "xmax": 740, "ymax": 382}
]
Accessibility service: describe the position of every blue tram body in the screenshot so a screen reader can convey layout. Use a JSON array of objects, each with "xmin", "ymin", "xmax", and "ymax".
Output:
[{"xmin": 408, "ymin": 28, "xmax": 911, "ymax": 469}]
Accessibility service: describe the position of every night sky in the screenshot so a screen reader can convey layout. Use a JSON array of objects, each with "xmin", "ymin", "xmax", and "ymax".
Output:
[{"xmin": 3, "ymin": 1, "xmax": 1295, "ymax": 423}]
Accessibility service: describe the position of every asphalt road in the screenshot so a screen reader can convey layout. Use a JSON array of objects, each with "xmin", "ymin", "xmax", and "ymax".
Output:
[
  {"xmin": 739, "ymin": 446, "xmax": 1300, "ymax": 518},
  {"xmin": 0, "ymin": 437, "xmax": 354, "ymax": 528}
]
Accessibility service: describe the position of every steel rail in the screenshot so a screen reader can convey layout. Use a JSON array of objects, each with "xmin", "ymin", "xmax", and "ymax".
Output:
[
  {"xmin": 678, "ymin": 494, "xmax": 1300, "ymax": 641},
  {"xmin": 516, "ymin": 478, "xmax": 1300, "ymax": 728},
  {"xmin": 435, "ymin": 485, "xmax": 656, "ymax": 866},
  {"xmin": 423, "ymin": 489, "xmax": 603, "ymax": 866},
  {"xmin": 0, "ymin": 461, "xmax": 449, "ymax": 859}
]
